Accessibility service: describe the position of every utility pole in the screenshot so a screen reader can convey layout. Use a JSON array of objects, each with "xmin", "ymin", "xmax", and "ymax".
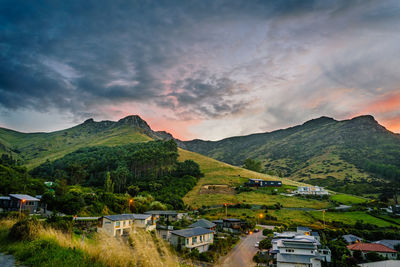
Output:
[
  {"xmin": 19, "ymin": 199, "xmax": 26, "ymax": 218},
  {"xmin": 224, "ymin": 203, "xmax": 227, "ymax": 218}
]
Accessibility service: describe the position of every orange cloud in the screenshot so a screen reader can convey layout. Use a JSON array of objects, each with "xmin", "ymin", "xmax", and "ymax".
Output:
[
  {"xmin": 380, "ymin": 115, "xmax": 400, "ymax": 133},
  {"xmin": 366, "ymin": 91, "xmax": 400, "ymax": 114}
]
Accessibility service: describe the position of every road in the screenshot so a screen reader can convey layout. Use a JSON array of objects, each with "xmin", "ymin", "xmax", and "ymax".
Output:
[
  {"xmin": 218, "ymin": 230, "xmax": 265, "ymax": 267},
  {"xmin": 0, "ymin": 253, "xmax": 20, "ymax": 267}
]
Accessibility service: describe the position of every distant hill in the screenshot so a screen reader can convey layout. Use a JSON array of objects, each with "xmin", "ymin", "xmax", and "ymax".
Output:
[
  {"xmin": 180, "ymin": 115, "xmax": 400, "ymax": 195},
  {"xmin": 0, "ymin": 115, "xmax": 172, "ymax": 168}
]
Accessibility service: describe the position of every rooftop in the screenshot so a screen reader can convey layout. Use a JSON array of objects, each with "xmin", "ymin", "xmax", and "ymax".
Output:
[
  {"xmin": 223, "ymin": 218, "xmax": 241, "ymax": 222},
  {"xmin": 144, "ymin": 210, "xmax": 177, "ymax": 215},
  {"xmin": 347, "ymin": 243, "xmax": 397, "ymax": 253},
  {"xmin": 277, "ymin": 254, "xmax": 323, "ymax": 264},
  {"xmin": 132, "ymin": 214, "xmax": 151, "ymax": 220},
  {"xmin": 342, "ymin": 234, "xmax": 362, "ymax": 243},
  {"xmin": 171, "ymin": 227, "xmax": 213, "ymax": 238},
  {"xmin": 9, "ymin": 194, "xmax": 40, "ymax": 201},
  {"xmin": 103, "ymin": 214, "xmax": 134, "ymax": 221},
  {"xmin": 373, "ymin": 240, "xmax": 400, "ymax": 250},
  {"xmin": 189, "ymin": 219, "xmax": 216, "ymax": 229}
]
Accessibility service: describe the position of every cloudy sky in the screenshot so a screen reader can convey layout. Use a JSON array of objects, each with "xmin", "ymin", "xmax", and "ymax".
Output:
[{"xmin": 1, "ymin": 0, "xmax": 400, "ymax": 140}]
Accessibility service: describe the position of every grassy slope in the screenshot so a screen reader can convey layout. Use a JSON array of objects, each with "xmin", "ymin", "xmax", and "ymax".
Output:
[
  {"xmin": 0, "ymin": 125, "xmax": 151, "ymax": 169},
  {"xmin": 178, "ymin": 148, "xmax": 333, "ymax": 209},
  {"xmin": 180, "ymin": 116, "xmax": 400, "ymax": 195}
]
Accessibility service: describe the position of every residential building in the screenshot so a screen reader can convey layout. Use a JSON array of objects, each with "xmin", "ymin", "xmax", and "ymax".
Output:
[
  {"xmin": 144, "ymin": 210, "xmax": 178, "ymax": 222},
  {"xmin": 246, "ymin": 178, "xmax": 282, "ymax": 187},
  {"xmin": 272, "ymin": 234, "xmax": 331, "ymax": 267},
  {"xmin": 170, "ymin": 227, "xmax": 214, "ymax": 253},
  {"xmin": 374, "ymin": 240, "xmax": 400, "ymax": 250},
  {"xmin": 347, "ymin": 243, "xmax": 397, "ymax": 260},
  {"xmin": 342, "ymin": 234, "xmax": 363, "ymax": 244},
  {"xmin": 132, "ymin": 214, "xmax": 156, "ymax": 231},
  {"xmin": 156, "ymin": 225, "xmax": 174, "ymax": 241},
  {"xmin": 295, "ymin": 186, "xmax": 329, "ymax": 195},
  {"xmin": 212, "ymin": 219, "xmax": 223, "ymax": 231},
  {"xmin": 98, "ymin": 214, "xmax": 134, "ymax": 236},
  {"xmin": 222, "ymin": 218, "xmax": 242, "ymax": 233},
  {"xmin": 189, "ymin": 219, "xmax": 216, "ymax": 231},
  {"xmin": 0, "ymin": 194, "xmax": 40, "ymax": 214}
]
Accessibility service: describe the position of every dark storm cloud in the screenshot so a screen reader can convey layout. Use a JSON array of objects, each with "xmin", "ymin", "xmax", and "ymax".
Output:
[{"xmin": 1, "ymin": 0, "xmax": 400, "ymax": 138}]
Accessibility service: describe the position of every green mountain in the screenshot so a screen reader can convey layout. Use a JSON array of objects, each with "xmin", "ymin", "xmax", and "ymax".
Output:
[
  {"xmin": 180, "ymin": 115, "xmax": 400, "ymax": 195},
  {"xmin": 0, "ymin": 115, "xmax": 172, "ymax": 168}
]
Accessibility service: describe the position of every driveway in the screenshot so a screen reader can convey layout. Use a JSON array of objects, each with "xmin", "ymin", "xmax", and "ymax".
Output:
[{"xmin": 218, "ymin": 230, "xmax": 265, "ymax": 267}]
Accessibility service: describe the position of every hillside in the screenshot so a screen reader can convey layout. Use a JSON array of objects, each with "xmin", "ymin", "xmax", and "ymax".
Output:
[
  {"xmin": 180, "ymin": 115, "xmax": 400, "ymax": 195},
  {"xmin": 0, "ymin": 115, "xmax": 172, "ymax": 168}
]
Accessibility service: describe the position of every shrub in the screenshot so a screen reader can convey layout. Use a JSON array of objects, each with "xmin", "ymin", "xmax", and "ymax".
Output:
[
  {"xmin": 262, "ymin": 229, "xmax": 273, "ymax": 236},
  {"xmin": 9, "ymin": 217, "xmax": 40, "ymax": 241}
]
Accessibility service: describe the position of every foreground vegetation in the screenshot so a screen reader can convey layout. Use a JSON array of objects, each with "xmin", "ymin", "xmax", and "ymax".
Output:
[{"xmin": 0, "ymin": 216, "xmax": 181, "ymax": 267}]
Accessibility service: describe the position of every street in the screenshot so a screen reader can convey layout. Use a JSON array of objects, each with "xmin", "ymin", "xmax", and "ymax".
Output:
[{"xmin": 218, "ymin": 230, "xmax": 265, "ymax": 267}]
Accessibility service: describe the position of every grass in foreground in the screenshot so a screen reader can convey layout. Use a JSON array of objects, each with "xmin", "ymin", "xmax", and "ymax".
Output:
[{"xmin": 0, "ymin": 218, "xmax": 181, "ymax": 267}]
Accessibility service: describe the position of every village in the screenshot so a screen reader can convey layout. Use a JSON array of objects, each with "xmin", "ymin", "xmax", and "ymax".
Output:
[{"xmin": 1, "ymin": 178, "xmax": 399, "ymax": 267}]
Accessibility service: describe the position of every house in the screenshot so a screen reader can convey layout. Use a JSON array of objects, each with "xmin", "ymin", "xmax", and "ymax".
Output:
[
  {"xmin": 271, "ymin": 234, "xmax": 331, "ymax": 267},
  {"xmin": 342, "ymin": 234, "xmax": 363, "ymax": 244},
  {"xmin": 98, "ymin": 214, "xmax": 134, "ymax": 236},
  {"xmin": 170, "ymin": 227, "xmax": 214, "ymax": 253},
  {"xmin": 156, "ymin": 225, "xmax": 174, "ymax": 241},
  {"xmin": 212, "ymin": 219, "xmax": 223, "ymax": 231},
  {"xmin": 358, "ymin": 260, "xmax": 400, "ymax": 267},
  {"xmin": 246, "ymin": 178, "xmax": 282, "ymax": 187},
  {"xmin": 132, "ymin": 214, "xmax": 156, "ymax": 231},
  {"xmin": 222, "ymin": 218, "xmax": 242, "ymax": 233},
  {"xmin": 0, "ymin": 194, "xmax": 40, "ymax": 214},
  {"xmin": 374, "ymin": 240, "xmax": 400, "ymax": 250},
  {"xmin": 189, "ymin": 219, "xmax": 216, "ymax": 231},
  {"xmin": 347, "ymin": 243, "xmax": 397, "ymax": 260},
  {"xmin": 295, "ymin": 186, "xmax": 329, "ymax": 195},
  {"xmin": 97, "ymin": 213, "xmax": 155, "ymax": 236},
  {"xmin": 144, "ymin": 210, "xmax": 178, "ymax": 222}
]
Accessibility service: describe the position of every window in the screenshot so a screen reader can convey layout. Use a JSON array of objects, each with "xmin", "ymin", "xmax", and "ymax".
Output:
[
  {"xmin": 115, "ymin": 221, "xmax": 120, "ymax": 228},
  {"xmin": 193, "ymin": 236, "xmax": 197, "ymax": 244},
  {"xmin": 200, "ymin": 235, "xmax": 203, "ymax": 242},
  {"xmin": 186, "ymin": 238, "xmax": 189, "ymax": 245},
  {"xmin": 311, "ymin": 250, "xmax": 314, "ymax": 253}
]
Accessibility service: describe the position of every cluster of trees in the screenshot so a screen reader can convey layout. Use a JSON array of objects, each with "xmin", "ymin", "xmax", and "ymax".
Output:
[
  {"xmin": 0, "ymin": 154, "xmax": 45, "ymax": 196},
  {"xmin": 242, "ymin": 158, "xmax": 263, "ymax": 173},
  {"xmin": 31, "ymin": 140, "xmax": 203, "ymax": 211}
]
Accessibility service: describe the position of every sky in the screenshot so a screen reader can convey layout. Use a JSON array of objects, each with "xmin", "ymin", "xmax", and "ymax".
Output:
[{"xmin": 1, "ymin": 0, "xmax": 400, "ymax": 140}]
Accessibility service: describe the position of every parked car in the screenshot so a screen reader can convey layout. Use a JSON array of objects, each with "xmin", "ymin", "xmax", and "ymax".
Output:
[
  {"xmin": 255, "ymin": 242, "xmax": 259, "ymax": 248},
  {"xmin": 254, "ymin": 228, "xmax": 260, "ymax": 233}
]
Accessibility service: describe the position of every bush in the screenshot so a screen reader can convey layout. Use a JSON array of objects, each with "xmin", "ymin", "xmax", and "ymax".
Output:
[
  {"xmin": 9, "ymin": 217, "xmax": 40, "ymax": 241},
  {"xmin": 262, "ymin": 229, "xmax": 273, "ymax": 236},
  {"xmin": 259, "ymin": 238, "xmax": 272, "ymax": 249}
]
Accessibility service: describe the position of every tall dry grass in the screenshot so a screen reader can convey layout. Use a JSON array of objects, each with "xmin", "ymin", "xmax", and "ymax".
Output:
[{"xmin": 1, "ymin": 218, "xmax": 184, "ymax": 267}]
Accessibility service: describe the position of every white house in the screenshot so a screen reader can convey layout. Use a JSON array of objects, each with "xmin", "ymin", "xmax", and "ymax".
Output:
[
  {"xmin": 272, "ymin": 234, "xmax": 331, "ymax": 267},
  {"xmin": 98, "ymin": 214, "xmax": 134, "ymax": 236},
  {"xmin": 295, "ymin": 186, "xmax": 329, "ymax": 195},
  {"xmin": 170, "ymin": 227, "xmax": 214, "ymax": 253},
  {"xmin": 97, "ymin": 213, "xmax": 156, "ymax": 236}
]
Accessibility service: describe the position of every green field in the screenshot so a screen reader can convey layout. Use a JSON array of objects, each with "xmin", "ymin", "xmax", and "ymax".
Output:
[
  {"xmin": 330, "ymin": 194, "xmax": 368, "ymax": 205},
  {"xmin": 309, "ymin": 211, "xmax": 398, "ymax": 228}
]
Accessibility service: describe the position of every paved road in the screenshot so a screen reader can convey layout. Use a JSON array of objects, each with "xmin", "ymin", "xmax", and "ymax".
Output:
[
  {"xmin": 219, "ymin": 231, "xmax": 265, "ymax": 267},
  {"xmin": 0, "ymin": 253, "xmax": 19, "ymax": 267}
]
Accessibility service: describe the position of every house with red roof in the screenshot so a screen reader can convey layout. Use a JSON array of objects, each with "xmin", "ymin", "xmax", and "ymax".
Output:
[{"xmin": 347, "ymin": 243, "xmax": 398, "ymax": 260}]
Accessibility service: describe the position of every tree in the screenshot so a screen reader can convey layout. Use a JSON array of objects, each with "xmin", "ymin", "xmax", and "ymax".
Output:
[
  {"xmin": 243, "ymin": 158, "xmax": 263, "ymax": 173},
  {"xmin": 127, "ymin": 185, "xmax": 140, "ymax": 197},
  {"xmin": 262, "ymin": 228, "xmax": 273, "ymax": 236},
  {"xmin": 259, "ymin": 238, "xmax": 272, "ymax": 249},
  {"xmin": 104, "ymin": 172, "xmax": 114, "ymax": 193}
]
